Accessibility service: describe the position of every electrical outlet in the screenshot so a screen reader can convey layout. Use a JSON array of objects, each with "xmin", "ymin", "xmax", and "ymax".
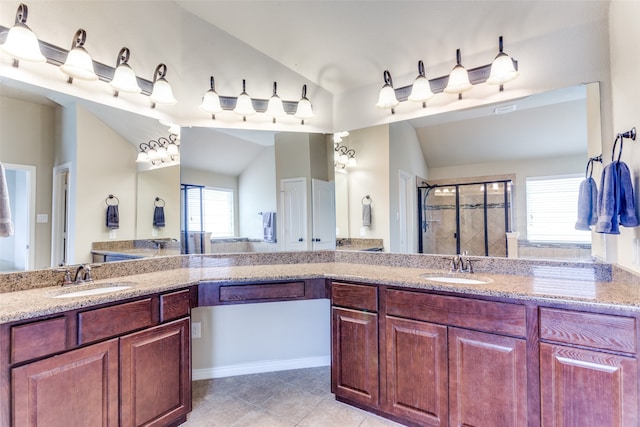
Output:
[
  {"xmin": 191, "ymin": 322, "xmax": 201, "ymax": 339},
  {"xmin": 152, "ymin": 228, "xmax": 158, "ymax": 237},
  {"xmin": 360, "ymin": 227, "xmax": 366, "ymax": 236}
]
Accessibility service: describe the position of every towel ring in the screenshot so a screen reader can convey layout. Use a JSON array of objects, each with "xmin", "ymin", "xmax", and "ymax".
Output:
[
  {"xmin": 612, "ymin": 127, "xmax": 637, "ymax": 162},
  {"xmin": 361, "ymin": 195, "xmax": 371, "ymax": 205},
  {"xmin": 105, "ymin": 194, "xmax": 119, "ymax": 206},
  {"xmin": 585, "ymin": 155, "xmax": 602, "ymax": 178},
  {"xmin": 154, "ymin": 197, "xmax": 165, "ymax": 207}
]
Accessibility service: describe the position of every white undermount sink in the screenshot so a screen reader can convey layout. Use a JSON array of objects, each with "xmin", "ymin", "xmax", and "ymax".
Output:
[
  {"xmin": 420, "ymin": 274, "xmax": 492, "ymax": 285},
  {"xmin": 49, "ymin": 283, "xmax": 133, "ymax": 299}
]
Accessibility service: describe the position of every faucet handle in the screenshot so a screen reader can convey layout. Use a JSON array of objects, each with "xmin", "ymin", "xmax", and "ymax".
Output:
[
  {"xmin": 83, "ymin": 264, "xmax": 93, "ymax": 282},
  {"xmin": 55, "ymin": 268, "xmax": 73, "ymax": 286}
]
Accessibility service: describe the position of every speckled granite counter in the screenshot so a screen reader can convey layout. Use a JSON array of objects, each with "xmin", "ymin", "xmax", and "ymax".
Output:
[{"xmin": 2, "ymin": 252, "xmax": 640, "ymax": 323}]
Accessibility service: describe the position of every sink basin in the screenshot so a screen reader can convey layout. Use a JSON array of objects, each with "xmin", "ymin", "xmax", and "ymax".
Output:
[
  {"xmin": 49, "ymin": 283, "xmax": 134, "ymax": 299},
  {"xmin": 420, "ymin": 274, "xmax": 492, "ymax": 285}
]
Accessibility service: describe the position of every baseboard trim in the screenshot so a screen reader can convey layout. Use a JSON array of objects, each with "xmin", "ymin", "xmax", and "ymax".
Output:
[{"xmin": 192, "ymin": 355, "xmax": 331, "ymax": 380}]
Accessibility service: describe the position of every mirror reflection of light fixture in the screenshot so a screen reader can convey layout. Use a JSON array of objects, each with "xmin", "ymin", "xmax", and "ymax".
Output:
[
  {"xmin": 233, "ymin": 79, "xmax": 256, "ymax": 120},
  {"xmin": 408, "ymin": 60, "xmax": 434, "ymax": 108},
  {"xmin": 60, "ymin": 28, "xmax": 97, "ymax": 83},
  {"xmin": 136, "ymin": 135, "xmax": 180, "ymax": 167},
  {"xmin": 334, "ymin": 132, "xmax": 356, "ymax": 169},
  {"xmin": 110, "ymin": 47, "xmax": 142, "ymax": 96},
  {"xmin": 265, "ymin": 82, "xmax": 286, "ymax": 123},
  {"xmin": 376, "ymin": 70, "xmax": 399, "ymax": 114},
  {"xmin": 149, "ymin": 63, "xmax": 177, "ymax": 108},
  {"xmin": 199, "ymin": 76, "xmax": 223, "ymax": 119},
  {"xmin": 294, "ymin": 84, "xmax": 314, "ymax": 124},
  {"xmin": 444, "ymin": 49, "xmax": 472, "ymax": 99},
  {"xmin": 0, "ymin": 3, "xmax": 45, "ymax": 66},
  {"xmin": 487, "ymin": 36, "xmax": 519, "ymax": 91}
]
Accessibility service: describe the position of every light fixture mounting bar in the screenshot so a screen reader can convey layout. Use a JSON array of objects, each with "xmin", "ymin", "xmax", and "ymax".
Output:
[
  {"xmin": 393, "ymin": 59, "xmax": 518, "ymax": 102},
  {"xmin": 0, "ymin": 24, "xmax": 153, "ymax": 95},
  {"xmin": 219, "ymin": 95, "xmax": 299, "ymax": 114}
]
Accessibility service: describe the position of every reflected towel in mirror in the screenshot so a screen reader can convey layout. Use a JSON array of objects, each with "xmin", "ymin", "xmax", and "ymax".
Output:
[
  {"xmin": 106, "ymin": 205, "xmax": 119, "ymax": 229},
  {"xmin": 362, "ymin": 203, "xmax": 371, "ymax": 227},
  {"xmin": 0, "ymin": 163, "xmax": 14, "ymax": 237},
  {"xmin": 153, "ymin": 206, "xmax": 165, "ymax": 227},
  {"xmin": 575, "ymin": 177, "xmax": 598, "ymax": 230}
]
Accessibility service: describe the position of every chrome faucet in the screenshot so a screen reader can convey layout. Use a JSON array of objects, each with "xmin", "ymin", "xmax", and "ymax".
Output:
[
  {"xmin": 450, "ymin": 252, "xmax": 474, "ymax": 273},
  {"xmin": 72, "ymin": 264, "xmax": 93, "ymax": 284}
]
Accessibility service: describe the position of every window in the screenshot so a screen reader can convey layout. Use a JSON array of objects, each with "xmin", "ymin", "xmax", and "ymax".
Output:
[
  {"xmin": 526, "ymin": 175, "xmax": 590, "ymax": 243},
  {"xmin": 186, "ymin": 186, "xmax": 234, "ymax": 237}
]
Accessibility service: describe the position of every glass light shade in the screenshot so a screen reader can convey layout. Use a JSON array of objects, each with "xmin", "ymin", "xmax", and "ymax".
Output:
[
  {"xmin": 376, "ymin": 84, "xmax": 399, "ymax": 109},
  {"xmin": 110, "ymin": 64, "xmax": 141, "ymax": 93},
  {"xmin": 408, "ymin": 75, "xmax": 434, "ymax": 102},
  {"xmin": 234, "ymin": 92, "xmax": 256, "ymax": 116},
  {"xmin": 136, "ymin": 151, "xmax": 148, "ymax": 163},
  {"xmin": 200, "ymin": 90, "xmax": 223, "ymax": 114},
  {"xmin": 266, "ymin": 95, "xmax": 286, "ymax": 118},
  {"xmin": 294, "ymin": 98, "xmax": 314, "ymax": 120},
  {"xmin": 444, "ymin": 65, "xmax": 472, "ymax": 94},
  {"xmin": 167, "ymin": 144, "xmax": 179, "ymax": 156},
  {"xmin": 487, "ymin": 53, "xmax": 519, "ymax": 85},
  {"xmin": 61, "ymin": 47, "xmax": 98, "ymax": 81},
  {"xmin": 0, "ymin": 24, "xmax": 45, "ymax": 63},
  {"xmin": 147, "ymin": 148, "xmax": 160, "ymax": 161},
  {"xmin": 150, "ymin": 78, "xmax": 177, "ymax": 105},
  {"xmin": 156, "ymin": 146, "xmax": 167, "ymax": 159},
  {"xmin": 348, "ymin": 156, "xmax": 357, "ymax": 167}
]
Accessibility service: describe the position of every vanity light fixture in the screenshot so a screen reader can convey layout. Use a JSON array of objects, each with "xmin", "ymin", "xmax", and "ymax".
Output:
[
  {"xmin": 487, "ymin": 36, "xmax": 519, "ymax": 91},
  {"xmin": 334, "ymin": 132, "xmax": 356, "ymax": 169},
  {"xmin": 444, "ymin": 49, "xmax": 472, "ymax": 99},
  {"xmin": 376, "ymin": 36, "xmax": 519, "ymax": 114},
  {"xmin": 199, "ymin": 76, "xmax": 223, "ymax": 118},
  {"xmin": 265, "ymin": 82, "xmax": 286, "ymax": 123},
  {"xmin": 294, "ymin": 84, "xmax": 314, "ymax": 124},
  {"xmin": 376, "ymin": 70, "xmax": 400, "ymax": 114},
  {"xmin": 110, "ymin": 47, "xmax": 142, "ymax": 96},
  {"xmin": 149, "ymin": 63, "xmax": 177, "ymax": 108},
  {"xmin": 0, "ymin": 3, "xmax": 45, "ymax": 66},
  {"xmin": 136, "ymin": 135, "xmax": 179, "ymax": 166},
  {"xmin": 233, "ymin": 79, "xmax": 256, "ymax": 120},
  {"xmin": 60, "ymin": 29, "xmax": 98, "ymax": 83},
  {"xmin": 407, "ymin": 60, "xmax": 434, "ymax": 107}
]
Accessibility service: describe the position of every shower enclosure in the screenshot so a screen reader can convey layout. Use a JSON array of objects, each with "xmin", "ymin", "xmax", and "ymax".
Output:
[{"xmin": 418, "ymin": 180, "xmax": 513, "ymax": 257}]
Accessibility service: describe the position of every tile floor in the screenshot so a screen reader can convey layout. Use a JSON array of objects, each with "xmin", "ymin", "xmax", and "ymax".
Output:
[{"xmin": 183, "ymin": 366, "xmax": 406, "ymax": 426}]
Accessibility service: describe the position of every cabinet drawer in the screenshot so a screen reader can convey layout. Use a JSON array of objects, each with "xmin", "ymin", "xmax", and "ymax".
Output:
[
  {"xmin": 160, "ymin": 289, "xmax": 191, "ymax": 322},
  {"xmin": 219, "ymin": 281, "xmax": 305, "ymax": 302},
  {"xmin": 11, "ymin": 317, "xmax": 67, "ymax": 364},
  {"xmin": 332, "ymin": 282, "xmax": 377, "ymax": 312},
  {"xmin": 78, "ymin": 298, "xmax": 154, "ymax": 344},
  {"xmin": 540, "ymin": 307, "xmax": 636, "ymax": 353},
  {"xmin": 385, "ymin": 289, "xmax": 526, "ymax": 337}
]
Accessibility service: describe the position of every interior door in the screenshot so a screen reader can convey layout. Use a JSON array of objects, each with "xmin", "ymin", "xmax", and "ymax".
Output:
[
  {"xmin": 312, "ymin": 179, "xmax": 336, "ymax": 250},
  {"xmin": 280, "ymin": 177, "xmax": 308, "ymax": 251}
]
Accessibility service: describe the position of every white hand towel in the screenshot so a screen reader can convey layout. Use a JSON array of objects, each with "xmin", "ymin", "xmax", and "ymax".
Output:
[
  {"xmin": 362, "ymin": 203, "xmax": 371, "ymax": 227},
  {"xmin": 0, "ymin": 163, "xmax": 14, "ymax": 237}
]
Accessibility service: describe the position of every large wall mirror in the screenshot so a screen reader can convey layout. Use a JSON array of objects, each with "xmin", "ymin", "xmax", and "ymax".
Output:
[
  {"xmin": 0, "ymin": 77, "xmax": 602, "ymax": 274},
  {"xmin": 335, "ymin": 83, "xmax": 602, "ymax": 261}
]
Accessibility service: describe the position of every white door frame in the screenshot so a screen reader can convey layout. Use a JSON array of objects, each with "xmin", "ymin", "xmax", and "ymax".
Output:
[
  {"xmin": 4, "ymin": 163, "xmax": 36, "ymax": 270},
  {"xmin": 398, "ymin": 170, "xmax": 414, "ymax": 254},
  {"xmin": 51, "ymin": 163, "xmax": 71, "ymax": 267}
]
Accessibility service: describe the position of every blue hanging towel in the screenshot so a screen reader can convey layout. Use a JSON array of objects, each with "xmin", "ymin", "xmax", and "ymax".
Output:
[
  {"xmin": 575, "ymin": 177, "xmax": 598, "ymax": 230},
  {"xmin": 106, "ymin": 205, "xmax": 119, "ymax": 229},
  {"xmin": 153, "ymin": 206, "xmax": 165, "ymax": 227},
  {"xmin": 596, "ymin": 161, "xmax": 639, "ymax": 234}
]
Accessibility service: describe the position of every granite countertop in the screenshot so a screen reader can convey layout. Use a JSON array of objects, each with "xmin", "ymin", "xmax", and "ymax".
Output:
[
  {"xmin": 91, "ymin": 248, "xmax": 181, "ymax": 258},
  {"xmin": 2, "ymin": 262, "xmax": 640, "ymax": 324}
]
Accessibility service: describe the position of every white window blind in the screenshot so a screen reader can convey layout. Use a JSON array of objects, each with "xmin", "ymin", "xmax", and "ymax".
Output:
[
  {"xmin": 186, "ymin": 187, "xmax": 234, "ymax": 237},
  {"xmin": 526, "ymin": 175, "xmax": 590, "ymax": 243}
]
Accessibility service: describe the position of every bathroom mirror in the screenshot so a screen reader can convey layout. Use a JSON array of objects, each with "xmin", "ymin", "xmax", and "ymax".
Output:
[
  {"xmin": 0, "ymin": 77, "xmax": 181, "ymax": 271},
  {"xmin": 335, "ymin": 83, "xmax": 599, "ymax": 260}
]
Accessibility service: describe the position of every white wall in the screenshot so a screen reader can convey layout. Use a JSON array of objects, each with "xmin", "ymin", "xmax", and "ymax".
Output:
[
  {"xmin": 0, "ymin": 96, "xmax": 55, "ymax": 269},
  {"xmin": 389, "ymin": 121, "xmax": 429, "ymax": 253},
  {"xmin": 345, "ymin": 125, "xmax": 390, "ymax": 250},
  {"xmin": 191, "ymin": 300, "xmax": 330, "ymax": 379},
  {"xmin": 74, "ymin": 105, "xmax": 138, "ymax": 264},
  {"xmin": 238, "ymin": 146, "xmax": 277, "ymax": 239},
  {"xmin": 608, "ymin": 0, "xmax": 640, "ymax": 271},
  {"xmin": 136, "ymin": 165, "xmax": 180, "ymax": 240}
]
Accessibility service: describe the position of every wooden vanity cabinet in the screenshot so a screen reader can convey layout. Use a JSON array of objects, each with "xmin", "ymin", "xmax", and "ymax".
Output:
[
  {"xmin": 383, "ymin": 288, "xmax": 528, "ymax": 427},
  {"xmin": 539, "ymin": 307, "xmax": 638, "ymax": 426},
  {"xmin": 331, "ymin": 282, "xmax": 379, "ymax": 408},
  {"xmin": 4, "ymin": 287, "xmax": 195, "ymax": 427}
]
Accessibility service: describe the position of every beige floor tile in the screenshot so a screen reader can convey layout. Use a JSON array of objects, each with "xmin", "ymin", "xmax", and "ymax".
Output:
[
  {"xmin": 231, "ymin": 409, "xmax": 296, "ymax": 427},
  {"xmin": 260, "ymin": 384, "xmax": 324, "ymax": 423},
  {"xmin": 296, "ymin": 398, "xmax": 367, "ymax": 427},
  {"xmin": 360, "ymin": 414, "xmax": 408, "ymax": 427}
]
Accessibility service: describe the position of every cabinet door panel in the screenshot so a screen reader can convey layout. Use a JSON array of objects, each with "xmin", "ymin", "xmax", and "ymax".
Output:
[
  {"xmin": 12, "ymin": 339, "xmax": 119, "ymax": 427},
  {"xmin": 385, "ymin": 316, "xmax": 447, "ymax": 426},
  {"xmin": 540, "ymin": 343, "xmax": 638, "ymax": 427},
  {"xmin": 120, "ymin": 318, "xmax": 191, "ymax": 427},
  {"xmin": 331, "ymin": 307, "xmax": 379, "ymax": 407},
  {"xmin": 449, "ymin": 327, "xmax": 527, "ymax": 427}
]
